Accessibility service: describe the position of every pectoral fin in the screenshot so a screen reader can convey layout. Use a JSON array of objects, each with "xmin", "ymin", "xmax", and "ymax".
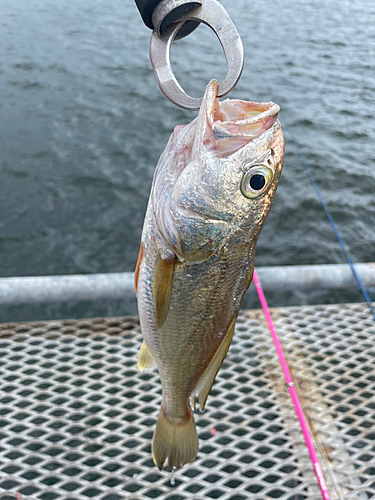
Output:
[
  {"xmin": 153, "ymin": 255, "xmax": 176, "ymax": 330},
  {"xmin": 191, "ymin": 314, "xmax": 237, "ymax": 411},
  {"xmin": 138, "ymin": 341, "xmax": 157, "ymax": 371},
  {"xmin": 134, "ymin": 243, "xmax": 144, "ymax": 296}
]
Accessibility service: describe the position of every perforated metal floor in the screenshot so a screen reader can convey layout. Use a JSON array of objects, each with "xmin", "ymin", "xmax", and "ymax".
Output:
[{"xmin": 0, "ymin": 303, "xmax": 374, "ymax": 500}]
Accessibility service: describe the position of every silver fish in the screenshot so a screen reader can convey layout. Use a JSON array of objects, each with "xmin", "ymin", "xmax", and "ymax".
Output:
[{"xmin": 135, "ymin": 80, "xmax": 284, "ymax": 470}]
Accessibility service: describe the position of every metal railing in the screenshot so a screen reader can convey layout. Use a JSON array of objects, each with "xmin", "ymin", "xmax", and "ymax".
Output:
[{"xmin": 0, "ymin": 263, "xmax": 374, "ymax": 306}]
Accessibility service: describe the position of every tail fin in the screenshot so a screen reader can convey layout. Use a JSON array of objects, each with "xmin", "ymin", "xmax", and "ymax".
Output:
[{"xmin": 152, "ymin": 407, "xmax": 198, "ymax": 471}]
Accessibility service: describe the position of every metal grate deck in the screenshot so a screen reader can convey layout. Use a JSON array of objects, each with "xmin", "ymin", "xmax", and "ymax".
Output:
[{"xmin": 0, "ymin": 303, "xmax": 374, "ymax": 500}]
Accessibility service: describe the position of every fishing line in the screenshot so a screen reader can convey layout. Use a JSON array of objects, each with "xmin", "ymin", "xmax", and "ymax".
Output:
[
  {"xmin": 287, "ymin": 361, "xmax": 344, "ymax": 499},
  {"xmin": 285, "ymin": 125, "xmax": 375, "ymax": 322},
  {"xmin": 253, "ymin": 269, "xmax": 333, "ymax": 500}
]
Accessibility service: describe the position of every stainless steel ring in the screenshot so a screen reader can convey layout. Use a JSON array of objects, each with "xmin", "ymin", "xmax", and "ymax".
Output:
[
  {"xmin": 152, "ymin": 0, "xmax": 202, "ymax": 39},
  {"xmin": 149, "ymin": 0, "xmax": 244, "ymax": 110}
]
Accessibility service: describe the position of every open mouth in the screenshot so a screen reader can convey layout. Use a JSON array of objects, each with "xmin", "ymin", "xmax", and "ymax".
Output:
[
  {"xmin": 202, "ymin": 80, "xmax": 280, "ymax": 157},
  {"xmin": 214, "ymin": 100, "xmax": 280, "ymax": 136}
]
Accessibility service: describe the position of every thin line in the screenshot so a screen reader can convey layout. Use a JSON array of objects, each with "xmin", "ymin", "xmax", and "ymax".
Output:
[
  {"xmin": 286, "ymin": 125, "xmax": 375, "ymax": 321},
  {"xmin": 253, "ymin": 269, "xmax": 332, "ymax": 500}
]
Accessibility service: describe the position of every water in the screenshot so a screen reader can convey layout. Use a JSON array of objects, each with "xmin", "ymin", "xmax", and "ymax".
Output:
[{"xmin": 0, "ymin": 0, "xmax": 374, "ymax": 321}]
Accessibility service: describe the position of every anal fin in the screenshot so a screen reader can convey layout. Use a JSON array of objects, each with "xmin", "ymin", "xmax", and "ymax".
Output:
[
  {"xmin": 245, "ymin": 261, "xmax": 255, "ymax": 291},
  {"xmin": 153, "ymin": 255, "xmax": 176, "ymax": 330},
  {"xmin": 191, "ymin": 314, "xmax": 237, "ymax": 411},
  {"xmin": 138, "ymin": 341, "xmax": 157, "ymax": 371}
]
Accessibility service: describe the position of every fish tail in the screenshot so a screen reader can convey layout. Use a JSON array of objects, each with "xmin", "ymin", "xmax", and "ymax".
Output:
[{"xmin": 152, "ymin": 406, "xmax": 198, "ymax": 471}]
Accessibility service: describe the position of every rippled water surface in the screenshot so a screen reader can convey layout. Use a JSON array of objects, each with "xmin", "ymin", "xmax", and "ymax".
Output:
[{"xmin": 0, "ymin": 0, "xmax": 374, "ymax": 319}]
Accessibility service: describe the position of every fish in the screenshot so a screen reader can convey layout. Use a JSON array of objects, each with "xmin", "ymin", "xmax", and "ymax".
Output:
[{"xmin": 135, "ymin": 79, "xmax": 284, "ymax": 471}]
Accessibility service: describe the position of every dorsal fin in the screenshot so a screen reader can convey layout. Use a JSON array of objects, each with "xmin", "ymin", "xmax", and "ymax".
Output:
[
  {"xmin": 190, "ymin": 314, "xmax": 237, "ymax": 411},
  {"xmin": 134, "ymin": 243, "xmax": 144, "ymax": 296},
  {"xmin": 153, "ymin": 255, "xmax": 176, "ymax": 330}
]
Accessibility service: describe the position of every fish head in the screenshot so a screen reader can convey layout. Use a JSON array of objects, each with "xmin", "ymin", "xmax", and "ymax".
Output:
[{"xmin": 153, "ymin": 80, "xmax": 284, "ymax": 263}]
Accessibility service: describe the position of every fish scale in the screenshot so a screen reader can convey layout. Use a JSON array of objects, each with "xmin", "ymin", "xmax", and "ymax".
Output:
[
  {"xmin": 159, "ymin": 250, "xmax": 249, "ymax": 393},
  {"xmin": 136, "ymin": 79, "xmax": 284, "ymax": 470}
]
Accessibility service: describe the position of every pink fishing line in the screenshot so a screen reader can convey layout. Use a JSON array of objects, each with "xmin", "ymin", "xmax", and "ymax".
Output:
[{"xmin": 253, "ymin": 269, "xmax": 331, "ymax": 500}]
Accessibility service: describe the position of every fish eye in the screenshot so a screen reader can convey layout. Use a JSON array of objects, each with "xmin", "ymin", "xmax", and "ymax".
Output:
[{"xmin": 241, "ymin": 164, "xmax": 273, "ymax": 199}]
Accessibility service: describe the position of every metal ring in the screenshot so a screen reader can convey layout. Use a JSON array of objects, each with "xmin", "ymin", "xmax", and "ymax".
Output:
[
  {"xmin": 152, "ymin": 0, "xmax": 202, "ymax": 39},
  {"xmin": 149, "ymin": 0, "xmax": 244, "ymax": 110}
]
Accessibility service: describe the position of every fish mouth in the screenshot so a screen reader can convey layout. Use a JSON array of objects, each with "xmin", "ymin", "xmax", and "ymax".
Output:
[
  {"xmin": 201, "ymin": 80, "xmax": 280, "ymax": 157},
  {"xmin": 214, "ymin": 100, "xmax": 280, "ymax": 137}
]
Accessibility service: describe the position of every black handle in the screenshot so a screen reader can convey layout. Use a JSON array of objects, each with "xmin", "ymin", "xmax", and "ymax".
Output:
[
  {"xmin": 134, "ymin": 0, "xmax": 201, "ymax": 33},
  {"xmin": 134, "ymin": 0, "xmax": 164, "ymax": 29}
]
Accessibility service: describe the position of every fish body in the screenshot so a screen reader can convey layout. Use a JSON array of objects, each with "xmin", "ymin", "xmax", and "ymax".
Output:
[{"xmin": 136, "ymin": 80, "xmax": 284, "ymax": 470}]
